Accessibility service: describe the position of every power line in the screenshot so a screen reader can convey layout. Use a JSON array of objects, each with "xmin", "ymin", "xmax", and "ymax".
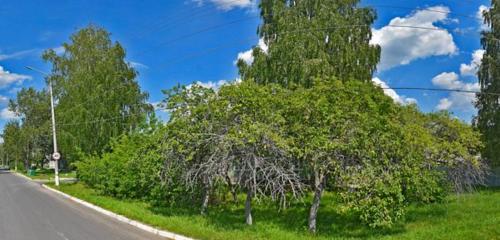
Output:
[
  {"xmin": 158, "ymin": 24, "xmax": 451, "ymax": 67},
  {"xmin": 384, "ymin": 87, "xmax": 500, "ymax": 97},
  {"xmin": 131, "ymin": 2, "xmax": 478, "ymax": 43},
  {"xmin": 131, "ymin": 0, "xmax": 253, "ymax": 40},
  {"xmin": 51, "ymin": 86, "xmax": 500, "ymax": 127},
  {"xmin": 131, "ymin": 12, "xmax": 468, "ymax": 58},
  {"xmin": 135, "ymin": 15, "xmax": 257, "ymax": 57},
  {"xmin": 153, "ymin": 18, "xmax": 500, "ymax": 68}
]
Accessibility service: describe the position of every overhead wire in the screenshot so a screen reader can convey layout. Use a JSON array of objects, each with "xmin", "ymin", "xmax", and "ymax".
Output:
[
  {"xmin": 130, "ymin": 0, "xmax": 254, "ymax": 40},
  {"xmin": 157, "ymin": 23, "xmax": 462, "ymax": 67},
  {"xmin": 30, "ymin": 2, "xmax": 498, "ymax": 127},
  {"xmin": 51, "ymin": 86, "xmax": 500, "ymax": 127},
  {"xmin": 131, "ymin": 2, "xmax": 479, "ymax": 44},
  {"xmin": 384, "ymin": 87, "xmax": 500, "ymax": 96}
]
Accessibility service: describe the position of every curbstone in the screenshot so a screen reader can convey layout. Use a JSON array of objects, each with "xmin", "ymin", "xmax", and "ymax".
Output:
[{"xmin": 41, "ymin": 185, "xmax": 194, "ymax": 240}]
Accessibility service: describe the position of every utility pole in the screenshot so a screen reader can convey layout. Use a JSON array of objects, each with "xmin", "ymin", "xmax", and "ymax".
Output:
[{"xmin": 25, "ymin": 66, "xmax": 60, "ymax": 186}]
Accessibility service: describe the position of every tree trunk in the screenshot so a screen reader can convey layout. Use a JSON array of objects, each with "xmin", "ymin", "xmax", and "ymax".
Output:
[
  {"xmin": 245, "ymin": 189, "xmax": 253, "ymax": 225},
  {"xmin": 308, "ymin": 172, "xmax": 325, "ymax": 233},
  {"xmin": 226, "ymin": 173, "xmax": 238, "ymax": 202},
  {"xmin": 201, "ymin": 185, "xmax": 210, "ymax": 215},
  {"xmin": 25, "ymin": 146, "xmax": 29, "ymax": 171},
  {"xmin": 231, "ymin": 188, "xmax": 238, "ymax": 203}
]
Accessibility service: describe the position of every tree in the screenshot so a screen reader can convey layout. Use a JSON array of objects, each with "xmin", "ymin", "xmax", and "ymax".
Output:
[
  {"xmin": 476, "ymin": 0, "xmax": 500, "ymax": 166},
  {"xmin": 238, "ymin": 0, "xmax": 380, "ymax": 88},
  {"xmin": 425, "ymin": 112, "xmax": 487, "ymax": 193},
  {"xmin": 2, "ymin": 121, "xmax": 23, "ymax": 171},
  {"xmin": 9, "ymin": 87, "xmax": 52, "ymax": 169},
  {"xmin": 218, "ymin": 82, "xmax": 304, "ymax": 225},
  {"xmin": 160, "ymin": 82, "xmax": 304, "ymax": 222},
  {"xmin": 161, "ymin": 84, "xmax": 232, "ymax": 215},
  {"xmin": 42, "ymin": 25, "xmax": 152, "ymax": 161},
  {"xmin": 285, "ymin": 78, "xmax": 400, "ymax": 232}
]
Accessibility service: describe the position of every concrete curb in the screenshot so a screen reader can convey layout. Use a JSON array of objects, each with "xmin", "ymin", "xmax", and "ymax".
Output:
[
  {"xmin": 41, "ymin": 185, "xmax": 193, "ymax": 240},
  {"xmin": 11, "ymin": 171, "xmax": 193, "ymax": 240}
]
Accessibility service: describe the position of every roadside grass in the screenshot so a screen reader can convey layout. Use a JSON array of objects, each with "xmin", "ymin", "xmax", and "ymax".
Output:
[
  {"xmin": 18, "ymin": 169, "xmax": 76, "ymax": 181},
  {"xmin": 49, "ymin": 183, "xmax": 500, "ymax": 240}
]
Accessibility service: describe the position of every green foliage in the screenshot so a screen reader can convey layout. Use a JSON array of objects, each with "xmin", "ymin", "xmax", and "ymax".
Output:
[
  {"xmin": 2, "ymin": 121, "xmax": 24, "ymax": 169},
  {"xmin": 238, "ymin": 0, "xmax": 380, "ymax": 87},
  {"xmin": 77, "ymin": 134, "xmax": 143, "ymax": 198},
  {"xmin": 2, "ymin": 88, "xmax": 52, "ymax": 170},
  {"xmin": 76, "ymin": 78, "xmax": 487, "ymax": 231},
  {"xmin": 476, "ymin": 0, "xmax": 500, "ymax": 166},
  {"xmin": 342, "ymin": 165, "xmax": 405, "ymax": 228},
  {"xmin": 1, "ymin": 3, "xmax": 489, "ymax": 236},
  {"xmin": 55, "ymin": 183, "xmax": 500, "ymax": 240},
  {"xmin": 43, "ymin": 25, "xmax": 152, "ymax": 162},
  {"xmin": 425, "ymin": 112, "xmax": 487, "ymax": 193},
  {"xmin": 159, "ymin": 81, "xmax": 303, "ymax": 219}
]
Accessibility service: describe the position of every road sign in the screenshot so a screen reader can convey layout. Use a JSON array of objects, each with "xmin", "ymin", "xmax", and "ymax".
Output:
[{"xmin": 52, "ymin": 152, "xmax": 61, "ymax": 160}]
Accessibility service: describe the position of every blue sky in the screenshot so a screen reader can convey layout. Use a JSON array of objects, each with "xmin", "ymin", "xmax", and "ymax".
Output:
[{"xmin": 0, "ymin": 0, "xmax": 492, "ymax": 134}]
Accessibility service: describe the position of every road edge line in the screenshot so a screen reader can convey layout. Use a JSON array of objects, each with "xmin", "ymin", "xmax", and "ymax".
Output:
[{"xmin": 41, "ymin": 184, "xmax": 193, "ymax": 240}]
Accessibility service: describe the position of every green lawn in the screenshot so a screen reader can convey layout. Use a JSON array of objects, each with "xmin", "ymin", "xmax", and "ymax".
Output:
[{"xmin": 49, "ymin": 183, "xmax": 500, "ymax": 240}]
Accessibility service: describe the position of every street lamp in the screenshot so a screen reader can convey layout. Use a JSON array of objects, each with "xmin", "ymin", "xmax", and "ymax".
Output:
[{"xmin": 25, "ymin": 66, "xmax": 60, "ymax": 186}]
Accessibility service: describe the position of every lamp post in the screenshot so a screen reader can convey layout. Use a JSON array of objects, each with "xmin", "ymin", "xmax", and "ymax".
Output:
[{"xmin": 25, "ymin": 66, "xmax": 60, "ymax": 186}]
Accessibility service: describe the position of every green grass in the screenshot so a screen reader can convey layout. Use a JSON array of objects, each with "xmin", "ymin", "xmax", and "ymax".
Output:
[
  {"xmin": 48, "ymin": 183, "xmax": 500, "ymax": 240},
  {"xmin": 20, "ymin": 169, "xmax": 76, "ymax": 180}
]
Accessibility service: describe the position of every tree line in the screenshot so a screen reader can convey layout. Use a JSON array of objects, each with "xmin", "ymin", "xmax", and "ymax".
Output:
[{"xmin": 1, "ymin": 0, "xmax": 497, "ymax": 234}]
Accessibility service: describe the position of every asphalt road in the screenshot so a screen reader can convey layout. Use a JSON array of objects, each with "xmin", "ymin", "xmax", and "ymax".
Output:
[{"xmin": 0, "ymin": 170, "xmax": 165, "ymax": 240}]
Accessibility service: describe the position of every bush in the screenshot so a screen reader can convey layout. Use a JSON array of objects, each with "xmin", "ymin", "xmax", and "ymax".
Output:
[{"xmin": 77, "ymin": 134, "xmax": 147, "ymax": 199}]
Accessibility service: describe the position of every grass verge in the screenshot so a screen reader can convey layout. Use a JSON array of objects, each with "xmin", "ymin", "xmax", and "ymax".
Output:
[
  {"xmin": 19, "ymin": 169, "xmax": 76, "ymax": 181},
  {"xmin": 48, "ymin": 183, "xmax": 500, "ymax": 240}
]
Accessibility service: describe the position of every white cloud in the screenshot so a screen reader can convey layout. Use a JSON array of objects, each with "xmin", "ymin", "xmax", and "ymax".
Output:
[
  {"xmin": 371, "ymin": 6, "xmax": 458, "ymax": 71},
  {"xmin": 196, "ymin": 79, "xmax": 228, "ymax": 89},
  {"xmin": 0, "ymin": 108, "xmax": 18, "ymax": 120},
  {"xmin": 0, "ymin": 95, "xmax": 9, "ymax": 105},
  {"xmin": 53, "ymin": 46, "xmax": 65, "ymax": 55},
  {"xmin": 372, "ymin": 77, "xmax": 417, "ymax": 105},
  {"xmin": 235, "ymin": 39, "xmax": 268, "ymax": 65},
  {"xmin": 432, "ymin": 72, "xmax": 479, "ymax": 112},
  {"xmin": 0, "ymin": 66, "xmax": 32, "ymax": 88},
  {"xmin": 236, "ymin": 49, "xmax": 254, "ymax": 65},
  {"xmin": 460, "ymin": 49, "xmax": 485, "ymax": 76},
  {"xmin": 188, "ymin": 78, "xmax": 242, "ymax": 90},
  {"xmin": 432, "ymin": 72, "xmax": 462, "ymax": 89},
  {"xmin": 129, "ymin": 61, "xmax": 149, "ymax": 69},
  {"xmin": 0, "ymin": 49, "xmax": 38, "ymax": 61},
  {"xmin": 477, "ymin": 5, "xmax": 490, "ymax": 30},
  {"xmin": 437, "ymin": 98, "xmax": 453, "ymax": 110},
  {"xmin": 194, "ymin": 0, "xmax": 252, "ymax": 10}
]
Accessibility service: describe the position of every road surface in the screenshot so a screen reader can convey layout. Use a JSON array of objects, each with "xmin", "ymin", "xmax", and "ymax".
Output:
[{"xmin": 0, "ymin": 170, "xmax": 166, "ymax": 240}]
